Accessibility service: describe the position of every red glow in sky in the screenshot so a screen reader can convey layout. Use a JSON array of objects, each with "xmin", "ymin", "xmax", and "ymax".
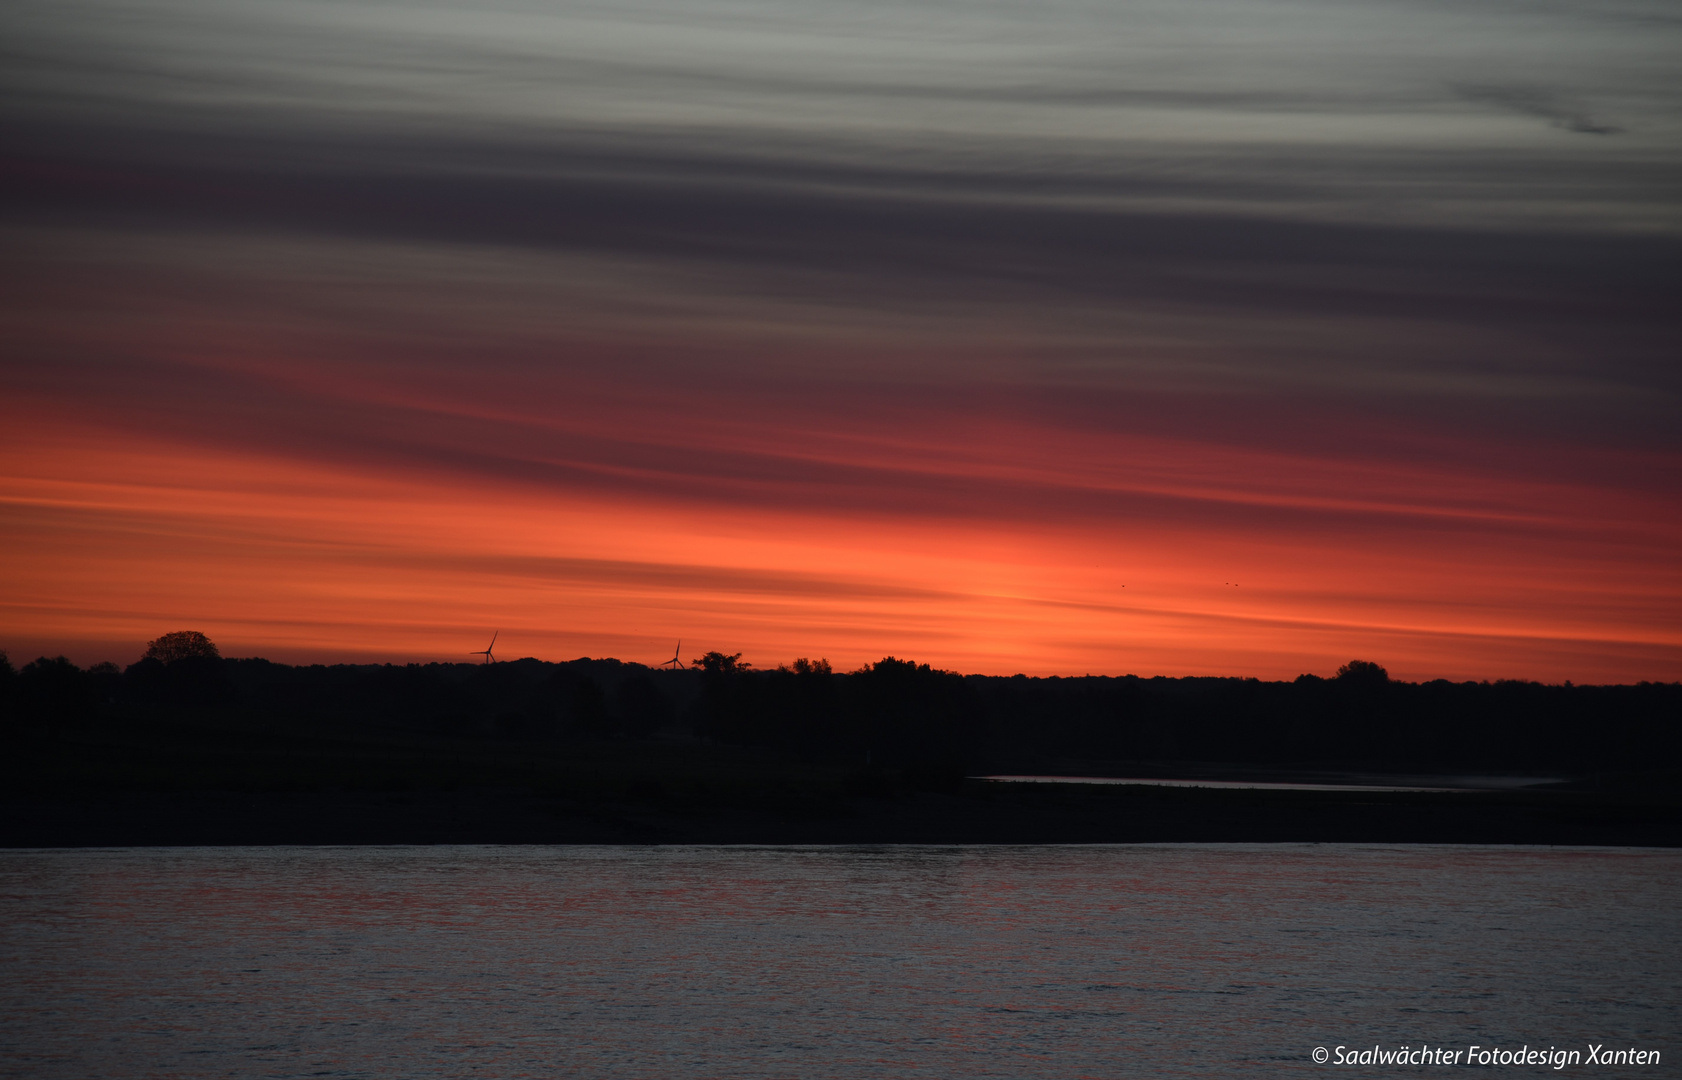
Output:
[
  {"xmin": 4, "ymin": 250, "xmax": 1676, "ymax": 680},
  {"xmin": 3, "ymin": 0, "xmax": 1679, "ymax": 681}
]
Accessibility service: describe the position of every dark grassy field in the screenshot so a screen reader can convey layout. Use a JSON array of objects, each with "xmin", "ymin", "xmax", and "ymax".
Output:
[{"xmin": 5, "ymin": 707, "xmax": 1678, "ymax": 846}]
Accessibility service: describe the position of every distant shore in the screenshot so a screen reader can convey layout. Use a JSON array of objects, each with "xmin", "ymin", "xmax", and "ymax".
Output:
[
  {"xmin": 7, "ymin": 653, "xmax": 1678, "ymax": 848},
  {"xmin": 6, "ymin": 779, "xmax": 1678, "ymax": 847}
]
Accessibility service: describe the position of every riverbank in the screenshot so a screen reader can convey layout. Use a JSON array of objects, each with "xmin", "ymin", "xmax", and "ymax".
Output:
[
  {"xmin": 8, "ymin": 704, "xmax": 1677, "ymax": 847},
  {"xmin": 6, "ymin": 779, "xmax": 1678, "ymax": 846}
]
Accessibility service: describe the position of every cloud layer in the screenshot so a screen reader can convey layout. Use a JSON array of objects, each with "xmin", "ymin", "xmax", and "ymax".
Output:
[{"xmin": 2, "ymin": 0, "xmax": 1678, "ymax": 678}]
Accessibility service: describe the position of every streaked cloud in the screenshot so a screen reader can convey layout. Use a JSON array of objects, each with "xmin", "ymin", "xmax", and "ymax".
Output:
[{"xmin": 1, "ymin": 0, "xmax": 1678, "ymax": 679}]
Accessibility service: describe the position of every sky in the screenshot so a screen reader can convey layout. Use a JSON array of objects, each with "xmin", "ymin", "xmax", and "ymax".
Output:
[{"xmin": 2, "ymin": 0, "xmax": 1679, "ymax": 681}]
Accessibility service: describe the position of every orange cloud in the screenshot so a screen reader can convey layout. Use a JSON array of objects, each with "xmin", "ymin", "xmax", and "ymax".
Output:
[
  {"xmin": 3, "ymin": 229, "xmax": 1678, "ymax": 682},
  {"xmin": 5, "ymin": 382, "xmax": 1677, "ymax": 681}
]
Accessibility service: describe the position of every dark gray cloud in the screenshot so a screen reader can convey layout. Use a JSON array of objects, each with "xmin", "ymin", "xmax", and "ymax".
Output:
[
  {"xmin": 4, "ymin": 114, "xmax": 1677, "ymax": 404},
  {"xmin": 2, "ymin": 0, "xmax": 1679, "ymax": 424},
  {"xmin": 1453, "ymin": 84, "xmax": 1623, "ymax": 135},
  {"xmin": 3, "ymin": 0, "xmax": 1676, "ymax": 224}
]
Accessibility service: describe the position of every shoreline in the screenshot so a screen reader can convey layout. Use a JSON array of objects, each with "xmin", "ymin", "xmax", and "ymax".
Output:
[{"xmin": 7, "ymin": 781, "xmax": 1678, "ymax": 848}]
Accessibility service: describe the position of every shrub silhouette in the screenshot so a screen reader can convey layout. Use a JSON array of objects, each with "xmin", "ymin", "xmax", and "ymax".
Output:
[{"xmin": 145, "ymin": 631, "xmax": 221, "ymax": 664}]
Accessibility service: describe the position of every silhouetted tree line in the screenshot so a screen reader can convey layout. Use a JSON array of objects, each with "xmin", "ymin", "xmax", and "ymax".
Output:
[
  {"xmin": 0, "ymin": 638, "xmax": 693, "ymax": 743},
  {"xmin": 2, "ymin": 641, "xmax": 1677, "ymax": 778}
]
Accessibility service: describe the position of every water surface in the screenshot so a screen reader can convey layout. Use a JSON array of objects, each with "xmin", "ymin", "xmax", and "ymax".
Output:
[
  {"xmin": 978, "ymin": 775, "xmax": 1565, "ymax": 793},
  {"xmin": 2, "ymin": 845, "xmax": 1676, "ymax": 1077}
]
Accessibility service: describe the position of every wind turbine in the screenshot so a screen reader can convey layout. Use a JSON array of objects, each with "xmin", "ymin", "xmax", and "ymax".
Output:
[
  {"xmin": 471, "ymin": 631, "xmax": 498, "ymax": 664},
  {"xmin": 659, "ymin": 640, "xmax": 685, "ymax": 670}
]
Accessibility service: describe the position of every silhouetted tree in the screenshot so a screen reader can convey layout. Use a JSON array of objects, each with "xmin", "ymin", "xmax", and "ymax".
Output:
[
  {"xmin": 751, "ymin": 657, "xmax": 841, "ymax": 752},
  {"xmin": 847, "ymin": 657, "xmax": 975, "ymax": 780},
  {"xmin": 86, "ymin": 661, "xmax": 121, "ymax": 706},
  {"xmin": 615, "ymin": 675, "xmax": 672, "ymax": 738},
  {"xmin": 568, "ymin": 676, "xmax": 609, "ymax": 737},
  {"xmin": 0, "ymin": 650, "xmax": 13, "ymax": 729},
  {"xmin": 1336, "ymin": 659, "xmax": 1389, "ymax": 685},
  {"xmin": 692, "ymin": 652, "xmax": 755, "ymax": 741},
  {"xmin": 125, "ymin": 634, "xmax": 233, "ymax": 709},
  {"xmin": 145, "ymin": 631, "xmax": 221, "ymax": 664},
  {"xmin": 18, "ymin": 656, "xmax": 98, "ymax": 724},
  {"xmin": 692, "ymin": 651, "xmax": 750, "ymax": 674}
]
